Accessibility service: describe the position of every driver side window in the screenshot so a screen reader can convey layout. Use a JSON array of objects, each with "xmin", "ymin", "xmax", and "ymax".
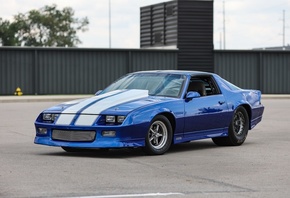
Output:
[
  {"xmin": 187, "ymin": 80, "xmax": 206, "ymax": 96},
  {"xmin": 187, "ymin": 76, "xmax": 220, "ymax": 97}
]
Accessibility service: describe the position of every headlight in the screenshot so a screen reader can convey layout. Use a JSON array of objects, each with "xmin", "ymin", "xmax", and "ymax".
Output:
[
  {"xmin": 105, "ymin": 115, "xmax": 126, "ymax": 124},
  {"xmin": 106, "ymin": 115, "xmax": 116, "ymax": 123},
  {"xmin": 43, "ymin": 113, "xmax": 58, "ymax": 122},
  {"xmin": 117, "ymin": 116, "xmax": 126, "ymax": 123}
]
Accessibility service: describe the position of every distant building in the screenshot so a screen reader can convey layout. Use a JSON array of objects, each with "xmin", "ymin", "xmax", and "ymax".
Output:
[
  {"xmin": 253, "ymin": 45, "xmax": 290, "ymax": 50},
  {"xmin": 140, "ymin": 0, "xmax": 214, "ymax": 72}
]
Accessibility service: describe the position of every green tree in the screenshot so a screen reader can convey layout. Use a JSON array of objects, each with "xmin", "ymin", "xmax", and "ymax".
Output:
[
  {"xmin": 0, "ymin": 18, "xmax": 19, "ymax": 46},
  {"xmin": 0, "ymin": 4, "xmax": 89, "ymax": 47}
]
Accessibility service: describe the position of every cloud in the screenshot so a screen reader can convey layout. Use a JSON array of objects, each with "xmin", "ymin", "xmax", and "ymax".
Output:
[{"xmin": 214, "ymin": 0, "xmax": 290, "ymax": 49}]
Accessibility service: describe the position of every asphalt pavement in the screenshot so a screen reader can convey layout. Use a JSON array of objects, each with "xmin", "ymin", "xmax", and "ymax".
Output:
[{"xmin": 0, "ymin": 97, "xmax": 289, "ymax": 198}]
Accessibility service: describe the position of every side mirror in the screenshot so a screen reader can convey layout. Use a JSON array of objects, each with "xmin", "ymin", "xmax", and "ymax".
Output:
[
  {"xmin": 95, "ymin": 90, "xmax": 103, "ymax": 96},
  {"xmin": 186, "ymin": 91, "xmax": 200, "ymax": 100}
]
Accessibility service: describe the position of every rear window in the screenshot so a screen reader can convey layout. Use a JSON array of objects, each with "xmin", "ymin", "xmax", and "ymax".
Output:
[{"xmin": 221, "ymin": 79, "xmax": 241, "ymax": 91}]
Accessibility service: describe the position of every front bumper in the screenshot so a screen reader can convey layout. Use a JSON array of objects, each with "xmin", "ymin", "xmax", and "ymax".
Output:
[{"xmin": 34, "ymin": 122, "xmax": 148, "ymax": 148}]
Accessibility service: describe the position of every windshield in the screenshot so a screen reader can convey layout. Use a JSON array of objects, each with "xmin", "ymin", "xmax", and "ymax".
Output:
[{"xmin": 102, "ymin": 73, "xmax": 186, "ymax": 97}]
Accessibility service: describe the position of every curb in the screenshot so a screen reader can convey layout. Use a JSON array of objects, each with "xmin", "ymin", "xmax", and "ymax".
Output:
[
  {"xmin": 0, "ymin": 95, "xmax": 91, "ymax": 103},
  {"xmin": 0, "ymin": 94, "xmax": 289, "ymax": 103},
  {"xmin": 261, "ymin": 95, "xmax": 290, "ymax": 100}
]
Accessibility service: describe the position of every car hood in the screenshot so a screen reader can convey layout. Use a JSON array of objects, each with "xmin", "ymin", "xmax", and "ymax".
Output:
[{"xmin": 44, "ymin": 89, "xmax": 174, "ymax": 115}]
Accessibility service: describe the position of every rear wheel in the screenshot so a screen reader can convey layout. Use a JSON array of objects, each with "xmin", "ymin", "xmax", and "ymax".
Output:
[
  {"xmin": 212, "ymin": 106, "xmax": 249, "ymax": 146},
  {"xmin": 144, "ymin": 115, "xmax": 173, "ymax": 155}
]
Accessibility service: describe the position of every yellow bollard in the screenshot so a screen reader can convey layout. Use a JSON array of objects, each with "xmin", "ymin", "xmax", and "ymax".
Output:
[{"xmin": 14, "ymin": 87, "xmax": 23, "ymax": 96}]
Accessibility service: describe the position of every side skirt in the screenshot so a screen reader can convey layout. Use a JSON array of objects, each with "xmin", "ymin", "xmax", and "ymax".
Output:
[{"xmin": 173, "ymin": 128, "xmax": 228, "ymax": 144}]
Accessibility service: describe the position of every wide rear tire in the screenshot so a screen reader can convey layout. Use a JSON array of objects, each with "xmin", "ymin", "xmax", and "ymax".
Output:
[{"xmin": 212, "ymin": 106, "xmax": 249, "ymax": 146}]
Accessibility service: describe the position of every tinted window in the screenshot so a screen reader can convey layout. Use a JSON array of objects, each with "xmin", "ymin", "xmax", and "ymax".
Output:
[
  {"xmin": 102, "ymin": 73, "xmax": 186, "ymax": 98},
  {"xmin": 187, "ymin": 76, "xmax": 220, "ymax": 96},
  {"xmin": 221, "ymin": 79, "xmax": 241, "ymax": 91}
]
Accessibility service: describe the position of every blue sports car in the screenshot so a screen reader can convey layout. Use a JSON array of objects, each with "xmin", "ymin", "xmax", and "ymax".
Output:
[{"xmin": 34, "ymin": 70, "xmax": 264, "ymax": 155}]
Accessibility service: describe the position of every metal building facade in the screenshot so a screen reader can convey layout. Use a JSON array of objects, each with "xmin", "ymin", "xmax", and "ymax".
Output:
[
  {"xmin": 214, "ymin": 50, "xmax": 290, "ymax": 94},
  {"xmin": 0, "ymin": 49, "xmax": 35, "ymax": 95},
  {"xmin": 1, "ymin": 47, "xmax": 290, "ymax": 95},
  {"xmin": 140, "ymin": 0, "xmax": 214, "ymax": 72},
  {"xmin": 0, "ymin": 47, "xmax": 177, "ymax": 95},
  {"xmin": 177, "ymin": 0, "xmax": 213, "ymax": 71},
  {"xmin": 140, "ymin": 0, "xmax": 178, "ymax": 47}
]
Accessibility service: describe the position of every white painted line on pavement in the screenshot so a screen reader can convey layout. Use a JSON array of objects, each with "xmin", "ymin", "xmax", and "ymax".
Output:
[{"xmin": 67, "ymin": 192, "xmax": 184, "ymax": 198}]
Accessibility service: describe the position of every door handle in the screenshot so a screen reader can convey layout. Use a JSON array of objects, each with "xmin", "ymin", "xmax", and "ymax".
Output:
[{"xmin": 218, "ymin": 101, "xmax": 225, "ymax": 105}]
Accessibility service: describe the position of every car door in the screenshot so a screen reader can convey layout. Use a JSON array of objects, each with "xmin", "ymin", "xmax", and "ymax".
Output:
[{"xmin": 183, "ymin": 76, "xmax": 231, "ymax": 138}]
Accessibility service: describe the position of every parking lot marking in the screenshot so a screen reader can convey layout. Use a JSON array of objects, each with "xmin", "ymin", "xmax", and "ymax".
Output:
[{"xmin": 67, "ymin": 192, "xmax": 184, "ymax": 198}]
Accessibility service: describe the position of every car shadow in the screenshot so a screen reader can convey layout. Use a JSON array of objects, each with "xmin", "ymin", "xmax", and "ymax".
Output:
[
  {"xmin": 38, "ymin": 140, "xmax": 218, "ymax": 158},
  {"xmin": 41, "ymin": 147, "xmax": 146, "ymax": 158},
  {"xmin": 169, "ymin": 140, "xmax": 217, "ymax": 154}
]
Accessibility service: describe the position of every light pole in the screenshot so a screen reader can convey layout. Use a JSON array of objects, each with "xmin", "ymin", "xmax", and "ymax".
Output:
[
  {"xmin": 109, "ymin": 0, "xmax": 111, "ymax": 48},
  {"xmin": 283, "ymin": 10, "xmax": 285, "ymax": 47},
  {"xmin": 223, "ymin": 0, "xmax": 226, "ymax": 49}
]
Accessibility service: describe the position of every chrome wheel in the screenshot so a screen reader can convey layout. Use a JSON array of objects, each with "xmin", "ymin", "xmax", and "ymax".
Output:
[
  {"xmin": 144, "ymin": 115, "xmax": 173, "ymax": 155},
  {"xmin": 233, "ymin": 111, "xmax": 245, "ymax": 136},
  {"xmin": 212, "ymin": 106, "xmax": 249, "ymax": 146},
  {"xmin": 149, "ymin": 120, "xmax": 168, "ymax": 149}
]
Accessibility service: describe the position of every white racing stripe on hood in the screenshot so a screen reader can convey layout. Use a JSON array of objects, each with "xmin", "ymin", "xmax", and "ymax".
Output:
[
  {"xmin": 74, "ymin": 89, "xmax": 149, "ymax": 126},
  {"xmin": 74, "ymin": 115, "xmax": 99, "ymax": 126},
  {"xmin": 62, "ymin": 90, "xmax": 123, "ymax": 114},
  {"xmin": 55, "ymin": 114, "xmax": 76, "ymax": 126},
  {"xmin": 55, "ymin": 90, "xmax": 123, "ymax": 125},
  {"xmin": 55, "ymin": 89, "xmax": 148, "ymax": 126}
]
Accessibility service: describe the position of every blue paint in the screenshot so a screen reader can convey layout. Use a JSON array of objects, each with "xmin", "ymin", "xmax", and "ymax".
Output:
[{"xmin": 34, "ymin": 70, "xmax": 264, "ymax": 151}]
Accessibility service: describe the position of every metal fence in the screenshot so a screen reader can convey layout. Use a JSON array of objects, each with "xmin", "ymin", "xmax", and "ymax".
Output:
[
  {"xmin": 214, "ymin": 50, "xmax": 290, "ymax": 94},
  {"xmin": 0, "ymin": 47, "xmax": 177, "ymax": 95},
  {"xmin": 1, "ymin": 47, "xmax": 290, "ymax": 95}
]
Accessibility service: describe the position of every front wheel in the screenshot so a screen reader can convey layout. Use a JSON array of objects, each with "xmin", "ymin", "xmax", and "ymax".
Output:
[
  {"xmin": 144, "ymin": 115, "xmax": 173, "ymax": 155},
  {"xmin": 212, "ymin": 106, "xmax": 249, "ymax": 146}
]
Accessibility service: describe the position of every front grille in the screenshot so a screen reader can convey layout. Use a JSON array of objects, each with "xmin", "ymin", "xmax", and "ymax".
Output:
[{"xmin": 52, "ymin": 130, "xmax": 96, "ymax": 142}]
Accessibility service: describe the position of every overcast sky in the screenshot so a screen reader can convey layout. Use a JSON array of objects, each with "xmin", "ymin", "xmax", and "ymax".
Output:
[{"xmin": 0, "ymin": 0, "xmax": 289, "ymax": 49}]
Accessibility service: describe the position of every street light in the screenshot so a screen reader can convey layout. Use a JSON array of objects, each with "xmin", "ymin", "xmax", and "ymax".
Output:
[{"xmin": 109, "ymin": 0, "xmax": 111, "ymax": 48}]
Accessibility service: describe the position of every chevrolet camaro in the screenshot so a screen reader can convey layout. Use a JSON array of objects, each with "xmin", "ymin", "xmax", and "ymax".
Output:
[{"xmin": 34, "ymin": 70, "xmax": 264, "ymax": 155}]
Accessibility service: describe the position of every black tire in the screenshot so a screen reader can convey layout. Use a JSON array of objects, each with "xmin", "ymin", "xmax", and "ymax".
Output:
[
  {"xmin": 144, "ymin": 115, "xmax": 173, "ymax": 155},
  {"xmin": 212, "ymin": 106, "xmax": 249, "ymax": 146}
]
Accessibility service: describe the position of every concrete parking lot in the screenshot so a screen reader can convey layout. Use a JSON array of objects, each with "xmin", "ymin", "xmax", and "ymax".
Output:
[{"xmin": 0, "ymin": 98, "xmax": 289, "ymax": 198}]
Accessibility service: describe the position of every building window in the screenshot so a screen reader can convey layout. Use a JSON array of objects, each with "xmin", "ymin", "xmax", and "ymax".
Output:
[
  {"xmin": 154, "ymin": 32, "xmax": 162, "ymax": 44},
  {"xmin": 166, "ymin": 5, "xmax": 174, "ymax": 16}
]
